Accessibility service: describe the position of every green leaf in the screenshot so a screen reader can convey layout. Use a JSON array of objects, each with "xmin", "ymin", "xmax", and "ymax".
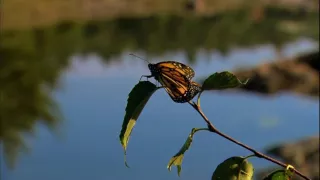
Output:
[
  {"xmin": 263, "ymin": 167, "xmax": 294, "ymax": 180},
  {"xmin": 211, "ymin": 156, "xmax": 254, "ymax": 180},
  {"xmin": 263, "ymin": 170, "xmax": 289, "ymax": 180},
  {"xmin": 167, "ymin": 128, "xmax": 209, "ymax": 176},
  {"xmin": 202, "ymin": 71, "xmax": 249, "ymax": 91},
  {"xmin": 119, "ymin": 81, "xmax": 158, "ymax": 167}
]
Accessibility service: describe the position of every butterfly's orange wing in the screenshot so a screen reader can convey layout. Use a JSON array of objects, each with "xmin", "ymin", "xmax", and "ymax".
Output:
[{"xmin": 148, "ymin": 61, "xmax": 200, "ymax": 103}]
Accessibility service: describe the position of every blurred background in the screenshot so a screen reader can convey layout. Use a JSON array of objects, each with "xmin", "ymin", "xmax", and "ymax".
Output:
[{"xmin": 0, "ymin": 0, "xmax": 319, "ymax": 179}]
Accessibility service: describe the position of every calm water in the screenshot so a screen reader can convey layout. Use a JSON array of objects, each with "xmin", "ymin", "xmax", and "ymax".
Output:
[{"xmin": 2, "ymin": 38, "xmax": 319, "ymax": 180}]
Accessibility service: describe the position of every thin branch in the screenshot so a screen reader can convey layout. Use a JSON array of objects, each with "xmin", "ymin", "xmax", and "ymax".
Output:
[{"xmin": 188, "ymin": 101, "xmax": 311, "ymax": 180}]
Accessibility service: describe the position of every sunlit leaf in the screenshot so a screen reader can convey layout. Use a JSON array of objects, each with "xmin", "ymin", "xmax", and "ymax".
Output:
[
  {"xmin": 202, "ymin": 71, "xmax": 249, "ymax": 91},
  {"xmin": 119, "ymin": 81, "xmax": 158, "ymax": 167},
  {"xmin": 263, "ymin": 165, "xmax": 295, "ymax": 180},
  {"xmin": 263, "ymin": 170, "xmax": 290, "ymax": 180},
  {"xmin": 211, "ymin": 156, "xmax": 254, "ymax": 180},
  {"xmin": 167, "ymin": 128, "xmax": 209, "ymax": 176}
]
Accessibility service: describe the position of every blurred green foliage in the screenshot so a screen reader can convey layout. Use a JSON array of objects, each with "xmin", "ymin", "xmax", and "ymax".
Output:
[
  {"xmin": 0, "ymin": 42, "xmax": 62, "ymax": 168},
  {"xmin": 1, "ymin": 7, "xmax": 319, "ymax": 64}
]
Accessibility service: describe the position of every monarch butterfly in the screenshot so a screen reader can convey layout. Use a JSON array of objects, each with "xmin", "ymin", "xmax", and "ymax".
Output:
[{"xmin": 130, "ymin": 54, "xmax": 202, "ymax": 103}]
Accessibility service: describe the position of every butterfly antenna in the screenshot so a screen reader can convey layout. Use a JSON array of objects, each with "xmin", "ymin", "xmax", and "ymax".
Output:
[{"xmin": 129, "ymin": 53, "xmax": 150, "ymax": 64}]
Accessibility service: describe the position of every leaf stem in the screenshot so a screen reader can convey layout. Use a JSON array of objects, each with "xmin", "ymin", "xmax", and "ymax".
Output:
[
  {"xmin": 188, "ymin": 101, "xmax": 311, "ymax": 180},
  {"xmin": 244, "ymin": 154, "xmax": 256, "ymax": 160}
]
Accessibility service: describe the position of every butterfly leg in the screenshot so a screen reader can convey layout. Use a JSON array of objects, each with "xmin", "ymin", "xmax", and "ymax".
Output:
[{"xmin": 139, "ymin": 75, "xmax": 153, "ymax": 82}]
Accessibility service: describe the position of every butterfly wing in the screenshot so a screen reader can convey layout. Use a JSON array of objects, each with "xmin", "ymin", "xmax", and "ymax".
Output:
[
  {"xmin": 158, "ymin": 73, "xmax": 201, "ymax": 103},
  {"xmin": 155, "ymin": 61, "xmax": 195, "ymax": 80},
  {"xmin": 148, "ymin": 61, "xmax": 199, "ymax": 103},
  {"xmin": 158, "ymin": 75, "xmax": 189, "ymax": 103}
]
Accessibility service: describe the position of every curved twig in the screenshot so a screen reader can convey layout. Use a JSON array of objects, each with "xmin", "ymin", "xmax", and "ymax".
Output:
[{"xmin": 188, "ymin": 101, "xmax": 311, "ymax": 180}]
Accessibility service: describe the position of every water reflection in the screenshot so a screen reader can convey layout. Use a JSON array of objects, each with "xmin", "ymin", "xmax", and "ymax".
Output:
[
  {"xmin": 4, "ymin": 52, "xmax": 318, "ymax": 180},
  {"xmin": 0, "ymin": 46, "xmax": 62, "ymax": 168}
]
